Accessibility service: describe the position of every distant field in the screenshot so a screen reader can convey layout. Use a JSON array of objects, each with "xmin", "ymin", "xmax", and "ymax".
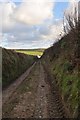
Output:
[{"xmin": 16, "ymin": 49, "xmax": 45, "ymax": 56}]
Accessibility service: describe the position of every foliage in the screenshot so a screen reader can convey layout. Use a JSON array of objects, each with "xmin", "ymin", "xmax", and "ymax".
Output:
[
  {"xmin": 2, "ymin": 48, "xmax": 37, "ymax": 89},
  {"xmin": 41, "ymin": 13, "xmax": 80, "ymax": 117}
]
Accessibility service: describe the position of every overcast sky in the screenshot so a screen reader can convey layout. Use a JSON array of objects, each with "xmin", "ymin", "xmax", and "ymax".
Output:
[{"xmin": 0, "ymin": 0, "xmax": 78, "ymax": 49}]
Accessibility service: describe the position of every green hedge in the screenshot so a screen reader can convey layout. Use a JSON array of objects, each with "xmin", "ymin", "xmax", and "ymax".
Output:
[{"xmin": 2, "ymin": 48, "xmax": 37, "ymax": 89}]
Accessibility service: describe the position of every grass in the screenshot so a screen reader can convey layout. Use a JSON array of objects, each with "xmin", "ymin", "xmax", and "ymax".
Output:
[
  {"xmin": 42, "ymin": 55, "xmax": 79, "ymax": 117},
  {"xmin": 52, "ymin": 57, "xmax": 78, "ymax": 115},
  {"xmin": 16, "ymin": 49, "xmax": 45, "ymax": 56},
  {"xmin": 2, "ymin": 48, "xmax": 37, "ymax": 89},
  {"xmin": 41, "ymin": 32, "xmax": 79, "ymax": 117}
]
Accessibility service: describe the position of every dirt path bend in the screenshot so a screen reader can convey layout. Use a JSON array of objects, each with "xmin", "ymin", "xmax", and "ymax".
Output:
[{"xmin": 2, "ymin": 62, "xmax": 66, "ymax": 118}]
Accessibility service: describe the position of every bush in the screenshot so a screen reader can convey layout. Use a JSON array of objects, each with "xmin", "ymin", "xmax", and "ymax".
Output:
[{"xmin": 2, "ymin": 48, "xmax": 37, "ymax": 89}]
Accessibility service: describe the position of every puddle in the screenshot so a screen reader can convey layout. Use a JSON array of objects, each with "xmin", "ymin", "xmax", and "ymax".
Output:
[{"xmin": 41, "ymin": 85, "xmax": 45, "ymax": 88}]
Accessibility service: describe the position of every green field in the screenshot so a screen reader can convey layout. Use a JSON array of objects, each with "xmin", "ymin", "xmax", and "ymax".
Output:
[{"xmin": 16, "ymin": 49, "xmax": 45, "ymax": 56}]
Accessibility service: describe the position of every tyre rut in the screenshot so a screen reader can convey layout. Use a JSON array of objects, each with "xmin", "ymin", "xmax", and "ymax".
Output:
[{"xmin": 2, "ymin": 61, "xmax": 67, "ymax": 118}]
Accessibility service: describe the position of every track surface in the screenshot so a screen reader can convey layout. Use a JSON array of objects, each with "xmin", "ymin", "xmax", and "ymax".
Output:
[{"xmin": 2, "ymin": 62, "xmax": 66, "ymax": 118}]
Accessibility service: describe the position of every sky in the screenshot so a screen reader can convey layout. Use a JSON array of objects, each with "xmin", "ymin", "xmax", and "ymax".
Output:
[{"xmin": 0, "ymin": 0, "xmax": 78, "ymax": 49}]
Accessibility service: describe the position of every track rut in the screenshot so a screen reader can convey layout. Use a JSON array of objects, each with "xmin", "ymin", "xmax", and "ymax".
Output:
[{"xmin": 2, "ymin": 62, "xmax": 66, "ymax": 118}]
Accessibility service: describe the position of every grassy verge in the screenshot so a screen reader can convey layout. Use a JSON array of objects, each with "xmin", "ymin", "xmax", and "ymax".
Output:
[
  {"xmin": 51, "ymin": 57, "xmax": 78, "ymax": 117},
  {"xmin": 2, "ymin": 48, "xmax": 37, "ymax": 89},
  {"xmin": 42, "ymin": 32, "xmax": 79, "ymax": 117}
]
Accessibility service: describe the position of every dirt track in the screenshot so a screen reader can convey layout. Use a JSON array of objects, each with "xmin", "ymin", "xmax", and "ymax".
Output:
[{"xmin": 2, "ymin": 62, "xmax": 66, "ymax": 118}]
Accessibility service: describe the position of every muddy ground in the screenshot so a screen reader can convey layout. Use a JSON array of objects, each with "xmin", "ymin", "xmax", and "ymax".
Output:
[{"xmin": 2, "ymin": 62, "xmax": 66, "ymax": 118}]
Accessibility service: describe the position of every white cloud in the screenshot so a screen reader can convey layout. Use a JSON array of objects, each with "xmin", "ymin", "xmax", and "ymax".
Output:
[
  {"xmin": 0, "ymin": 2, "xmax": 16, "ymax": 29},
  {"xmin": 38, "ymin": 20, "xmax": 63, "ymax": 41},
  {"xmin": 0, "ymin": 0, "xmax": 69, "ymax": 49},
  {"xmin": 14, "ymin": 0, "xmax": 54, "ymax": 25},
  {"xmin": 1, "ymin": 19, "xmax": 63, "ymax": 49}
]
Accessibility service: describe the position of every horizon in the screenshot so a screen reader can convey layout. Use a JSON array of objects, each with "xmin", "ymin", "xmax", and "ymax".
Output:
[{"xmin": 1, "ymin": 45, "xmax": 47, "ymax": 50}]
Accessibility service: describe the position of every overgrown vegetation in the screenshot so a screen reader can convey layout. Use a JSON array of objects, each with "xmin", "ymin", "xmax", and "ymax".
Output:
[
  {"xmin": 2, "ymin": 48, "xmax": 37, "ymax": 89},
  {"xmin": 41, "ymin": 2, "xmax": 79, "ymax": 118}
]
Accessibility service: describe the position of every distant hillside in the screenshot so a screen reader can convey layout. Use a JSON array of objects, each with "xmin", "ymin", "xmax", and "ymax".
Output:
[
  {"xmin": 16, "ymin": 49, "xmax": 45, "ymax": 56},
  {"xmin": 15, "ymin": 48, "xmax": 45, "ymax": 52},
  {"xmin": 41, "ymin": 18, "xmax": 79, "ymax": 117},
  {"xmin": 2, "ymin": 48, "xmax": 37, "ymax": 89}
]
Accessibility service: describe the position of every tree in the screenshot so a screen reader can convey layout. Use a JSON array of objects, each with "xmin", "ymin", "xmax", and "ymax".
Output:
[{"xmin": 63, "ymin": 2, "xmax": 78, "ymax": 34}]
